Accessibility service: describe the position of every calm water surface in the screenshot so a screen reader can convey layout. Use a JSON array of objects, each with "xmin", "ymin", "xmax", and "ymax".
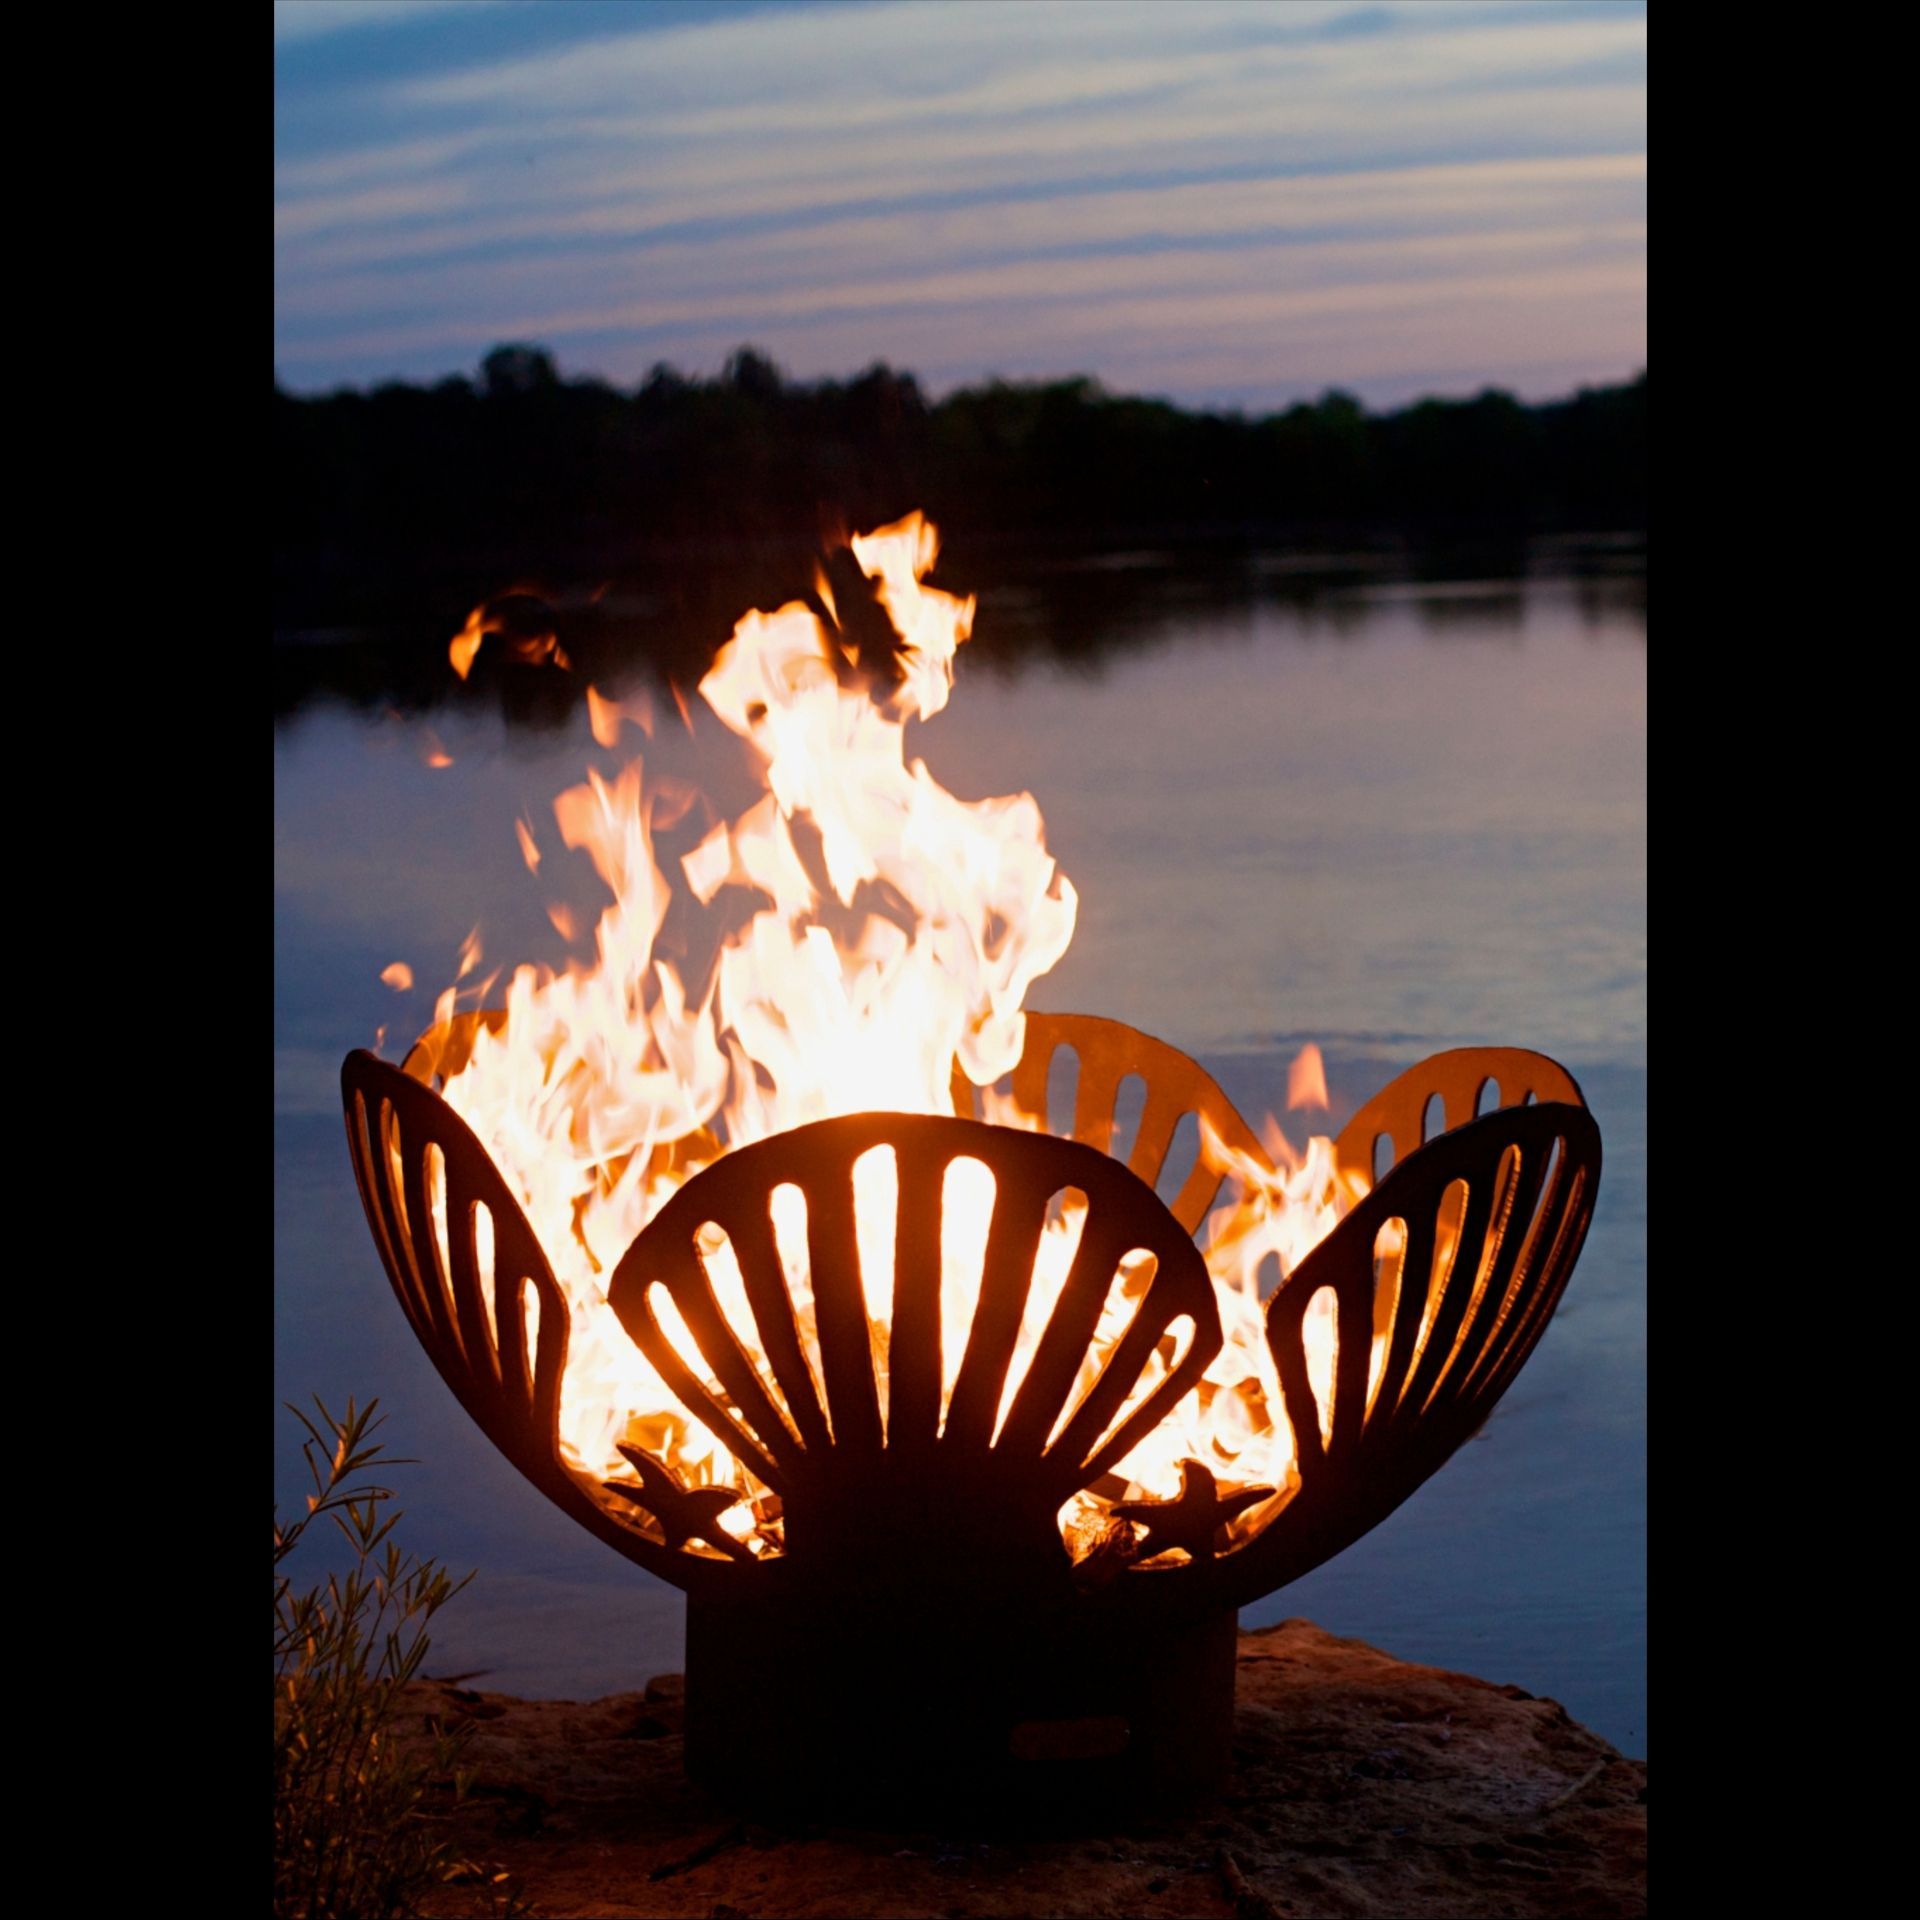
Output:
[{"xmin": 274, "ymin": 561, "xmax": 1646, "ymax": 1755}]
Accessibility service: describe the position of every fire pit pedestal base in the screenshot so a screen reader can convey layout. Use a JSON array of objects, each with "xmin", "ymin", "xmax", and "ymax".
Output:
[{"xmin": 682, "ymin": 1591, "xmax": 1238, "ymax": 1817}]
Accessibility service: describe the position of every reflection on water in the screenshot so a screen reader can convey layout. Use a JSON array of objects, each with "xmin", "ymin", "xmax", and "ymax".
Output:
[
  {"xmin": 274, "ymin": 535, "xmax": 1644, "ymax": 723},
  {"xmin": 273, "ymin": 549, "xmax": 1645, "ymax": 1754}
]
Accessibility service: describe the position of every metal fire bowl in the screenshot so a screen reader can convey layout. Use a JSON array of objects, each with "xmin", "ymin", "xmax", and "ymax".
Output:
[{"xmin": 341, "ymin": 1015, "xmax": 1599, "ymax": 1813}]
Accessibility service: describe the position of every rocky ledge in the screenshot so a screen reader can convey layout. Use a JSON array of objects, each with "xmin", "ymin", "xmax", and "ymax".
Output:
[{"xmin": 413, "ymin": 1619, "xmax": 1645, "ymax": 1918}]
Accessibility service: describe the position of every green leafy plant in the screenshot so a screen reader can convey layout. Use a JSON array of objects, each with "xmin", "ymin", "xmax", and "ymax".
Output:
[{"xmin": 274, "ymin": 1396, "xmax": 520, "ymax": 1919}]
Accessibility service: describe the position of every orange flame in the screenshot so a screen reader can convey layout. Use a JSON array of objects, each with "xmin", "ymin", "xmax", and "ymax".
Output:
[
  {"xmin": 425, "ymin": 514, "xmax": 1356, "ymax": 1560},
  {"xmin": 588, "ymin": 684, "xmax": 654, "ymax": 747},
  {"xmin": 1287, "ymin": 1041, "xmax": 1330, "ymax": 1113},
  {"xmin": 449, "ymin": 615, "xmax": 485, "ymax": 681},
  {"xmin": 515, "ymin": 818, "xmax": 541, "ymax": 873},
  {"xmin": 449, "ymin": 595, "xmax": 570, "ymax": 680}
]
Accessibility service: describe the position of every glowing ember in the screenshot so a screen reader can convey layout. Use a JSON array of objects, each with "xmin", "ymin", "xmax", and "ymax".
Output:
[{"xmin": 419, "ymin": 513, "xmax": 1368, "ymax": 1562}]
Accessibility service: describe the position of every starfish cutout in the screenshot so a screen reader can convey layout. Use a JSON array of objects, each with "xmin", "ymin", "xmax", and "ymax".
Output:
[
  {"xmin": 1111, "ymin": 1459, "xmax": 1273, "ymax": 1562},
  {"xmin": 602, "ymin": 1443, "xmax": 755, "ymax": 1561}
]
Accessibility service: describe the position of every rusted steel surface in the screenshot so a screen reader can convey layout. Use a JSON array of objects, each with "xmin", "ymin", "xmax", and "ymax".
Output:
[{"xmin": 341, "ymin": 1014, "xmax": 1599, "ymax": 1805}]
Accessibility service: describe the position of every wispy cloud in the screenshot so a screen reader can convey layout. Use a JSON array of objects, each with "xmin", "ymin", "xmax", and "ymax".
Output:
[
  {"xmin": 273, "ymin": 0, "xmax": 506, "ymax": 46},
  {"xmin": 274, "ymin": 0, "xmax": 1646, "ymax": 406}
]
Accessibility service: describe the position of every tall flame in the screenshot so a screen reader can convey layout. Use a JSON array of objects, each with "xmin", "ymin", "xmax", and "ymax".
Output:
[{"xmin": 426, "ymin": 514, "xmax": 1360, "ymax": 1560}]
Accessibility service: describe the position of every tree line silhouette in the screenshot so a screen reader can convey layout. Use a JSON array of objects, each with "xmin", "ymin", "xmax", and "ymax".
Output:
[{"xmin": 275, "ymin": 345, "xmax": 1644, "ymax": 635}]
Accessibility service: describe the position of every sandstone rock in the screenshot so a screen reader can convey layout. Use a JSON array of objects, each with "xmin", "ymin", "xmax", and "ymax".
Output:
[{"xmin": 413, "ymin": 1619, "xmax": 1645, "ymax": 1918}]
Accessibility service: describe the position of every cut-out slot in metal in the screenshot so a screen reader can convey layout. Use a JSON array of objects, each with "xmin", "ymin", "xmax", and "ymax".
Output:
[{"xmin": 341, "ymin": 1019, "xmax": 1600, "ymax": 1812}]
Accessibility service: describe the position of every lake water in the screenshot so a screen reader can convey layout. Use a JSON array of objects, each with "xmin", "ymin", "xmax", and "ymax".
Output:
[{"xmin": 274, "ymin": 548, "xmax": 1646, "ymax": 1757}]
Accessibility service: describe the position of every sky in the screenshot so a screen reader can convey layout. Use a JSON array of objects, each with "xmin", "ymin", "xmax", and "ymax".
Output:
[{"xmin": 273, "ymin": 0, "xmax": 1646, "ymax": 411}]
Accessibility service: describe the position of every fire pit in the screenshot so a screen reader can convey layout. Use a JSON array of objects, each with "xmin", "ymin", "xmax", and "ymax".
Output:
[{"xmin": 339, "ymin": 516, "xmax": 1601, "ymax": 1815}]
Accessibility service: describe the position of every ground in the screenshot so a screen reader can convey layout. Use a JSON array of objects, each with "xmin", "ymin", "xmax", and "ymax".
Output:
[{"xmin": 413, "ymin": 1619, "xmax": 1646, "ymax": 1919}]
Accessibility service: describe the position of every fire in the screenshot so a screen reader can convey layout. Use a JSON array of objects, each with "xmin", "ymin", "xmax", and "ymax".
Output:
[
  {"xmin": 1287, "ymin": 1041, "xmax": 1330, "ymax": 1113},
  {"xmin": 423, "ymin": 514, "xmax": 1367, "ymax": 1562}
]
